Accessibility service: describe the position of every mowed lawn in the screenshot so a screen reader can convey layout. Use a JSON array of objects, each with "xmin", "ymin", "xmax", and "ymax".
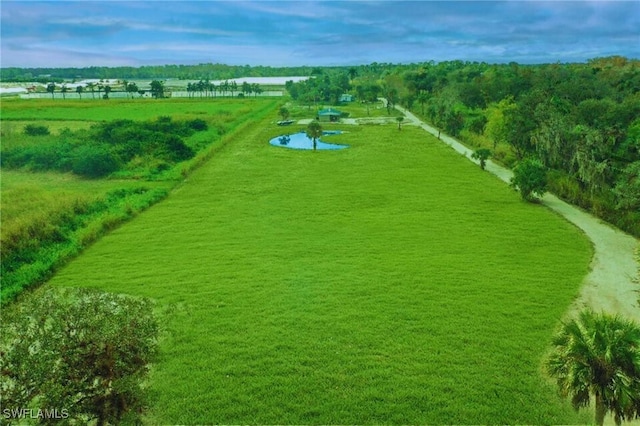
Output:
[{"xmin": 48, "ymin": 118, "xmax": 592, "ymax": 423}]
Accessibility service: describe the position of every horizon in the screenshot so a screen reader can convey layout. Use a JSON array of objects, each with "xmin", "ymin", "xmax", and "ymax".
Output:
[{"xmin": 1, "ymin": 1, "xmax": 639, "ymax": 69}]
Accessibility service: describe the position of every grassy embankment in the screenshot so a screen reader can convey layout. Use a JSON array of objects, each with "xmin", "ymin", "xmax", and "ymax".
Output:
[
  {"xmin": 46, "ymin": 112, "xmax": 592, "ymax": 423},
  {"xmin": 0, "ymin": 98, "xmax": 278, "ymax": 301}
]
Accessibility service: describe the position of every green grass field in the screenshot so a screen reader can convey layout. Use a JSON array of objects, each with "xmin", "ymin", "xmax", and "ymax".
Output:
[
  {"xmin": 0, "ymin": 98, "xmax": 278, "ymax": 301},
  {"xmin": 42, "ymin": 110, "xmax": 593, "ymax": 423}
]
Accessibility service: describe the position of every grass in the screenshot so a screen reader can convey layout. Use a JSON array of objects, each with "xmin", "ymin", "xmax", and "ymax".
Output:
[
  {"xmin": 45, "ymin": 114, "xmax": 592, "ymax": 423},
  {"xmin": 0, "ymin": 97, "xmax": 273, "ymax": 122},
  {"xmin": 0, "ymin": 170, "xmax": 172, "ymax": 301},
  {"xmin": 0, "ymin": 98, "xmax": 279, "ymax": 301},
  {"xmin": 284, "ymin": 99, "xmax": 394, "ymax": 121}
]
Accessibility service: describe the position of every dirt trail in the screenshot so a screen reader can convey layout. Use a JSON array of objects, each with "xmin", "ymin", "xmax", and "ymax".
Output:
[{"xmin": 396, "ymin": 106, "xmax": 640, "ymax": 323}]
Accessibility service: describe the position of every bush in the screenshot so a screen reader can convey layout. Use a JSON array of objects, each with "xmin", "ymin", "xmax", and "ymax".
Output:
[
  {"xmin": 4, "ymin": 117, "xmax": 207, "ymax": 178},
  {"xmin": 187, "ymin": 118, "xmax": 208, "ymax": 131},
  {"xmin": 158, "ymin": 134, "xmax": 195, "ymax": 162},
  {"xmin": 510, "ymin": 158, "xmax": 548, "ymax": 201},
  {"xmin": 72, "ymin": 145, "xmax": 120, "ymax": 178},
  {"xmin": 23, "ymin": 124, "xmax": 50, "ymax": 136},
  {"xmin": 0, "ymin": 287, "xmax": 158, "ymax": 425},
  {"xmin": 471, "ymin": 148, "xmax": 492, "ymax": 170}
]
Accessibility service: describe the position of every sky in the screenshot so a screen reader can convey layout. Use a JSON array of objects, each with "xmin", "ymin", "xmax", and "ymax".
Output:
[{"xmin": 1, "ymin": 0, "xmax": 638, "ymax": 68}]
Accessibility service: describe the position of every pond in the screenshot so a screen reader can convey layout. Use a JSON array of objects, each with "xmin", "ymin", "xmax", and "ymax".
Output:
[{"xmin": 269, "ymin": 131, "xmax": 348, "ymax": 150}]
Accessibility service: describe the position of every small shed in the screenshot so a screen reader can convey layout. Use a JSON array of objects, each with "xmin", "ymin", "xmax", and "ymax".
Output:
[
  {"xmin": 318, "ymin": 108, "xmax": 342, "ymax": 122},
  {"xmin": 339, "ymin": 94, "xmax": 354, "ymax": 102}
]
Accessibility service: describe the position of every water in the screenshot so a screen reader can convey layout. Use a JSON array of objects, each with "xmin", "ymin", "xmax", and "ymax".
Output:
[{"xmin": 269, "ymin": 131, "xmax": 348, "ymax": 150}]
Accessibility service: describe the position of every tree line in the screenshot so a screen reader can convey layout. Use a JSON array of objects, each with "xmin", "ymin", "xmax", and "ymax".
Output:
[
  {"xmin": 186, "ymin": 79, "xmax": 263, "ymax": 98},
  {"xmin": 0, "ymin": 63, "xmax": 324, "ymax": 81}
]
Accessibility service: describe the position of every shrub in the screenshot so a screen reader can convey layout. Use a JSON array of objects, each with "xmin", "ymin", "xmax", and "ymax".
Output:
[
  {"xmin": 158, "ymin": 134, "xmax": 195, "ymax": 162},
  {"xmin": 72, "ymin": 145, "xmax": 120, "ymax": 178},
  {"xmin": 0, "ymin": 287, "xmax": 158, "ymax": 425},
  {"xmin": 471, "ymin": 148, "xmax": 492, "ymax": 170},
  {"xmin": 510, "ymin": 158, "xmax": 548, "ymax": 201},
  {"xmin": 23, "ymin": 124, "xmax": 50, "ymax": 136},
  {"xmin": 187, "ymin": 118, "xmax": 208, "ymax": 131}
]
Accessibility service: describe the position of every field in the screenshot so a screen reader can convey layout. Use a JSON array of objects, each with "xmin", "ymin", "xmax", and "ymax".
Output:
[
  {"xmin": 0, "ymin": 98, "xmax": 278, "ymax": 301},
  {"xmin": 25, "ymin": 103, "xmax": 595, "ymax": 423}
]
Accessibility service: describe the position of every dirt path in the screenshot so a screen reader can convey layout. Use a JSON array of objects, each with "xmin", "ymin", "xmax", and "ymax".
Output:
[{"xmin": 396, "ymin": 106, "xmax": 640, "ymax": 323}]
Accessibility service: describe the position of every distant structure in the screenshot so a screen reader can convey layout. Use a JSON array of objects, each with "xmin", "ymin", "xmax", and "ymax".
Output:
[
  {"xmin": 339, "ymin": 94, "xmax": 354, "ymax": 102},
  {"xmin": 318, "ymin": 108, "xmax": 342, "ymax": 122}
]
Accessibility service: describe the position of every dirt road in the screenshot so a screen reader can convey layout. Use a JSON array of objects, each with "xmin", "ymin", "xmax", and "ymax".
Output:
[{"xmin": 396, "ymin": 106, "xmax": 640, "ymax": 323}]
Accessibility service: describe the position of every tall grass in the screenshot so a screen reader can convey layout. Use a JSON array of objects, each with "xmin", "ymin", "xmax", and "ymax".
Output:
[
  {"xmin": 48, "ymin": 118, "xmax": 592, "ymax": 423},
  {"xmin": 0, "ymin": 171, "xmax": 171, "ymax": 302}
]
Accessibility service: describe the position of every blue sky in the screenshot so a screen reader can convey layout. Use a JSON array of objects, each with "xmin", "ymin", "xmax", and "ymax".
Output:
[{"xmin": 1, "ymin": 1, "xmax": 638, "ymax": 68}]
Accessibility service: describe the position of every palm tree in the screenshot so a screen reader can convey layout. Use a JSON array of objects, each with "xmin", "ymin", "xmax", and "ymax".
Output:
[
  {"xmin": 348, "ymin": 67, "xmax": 358, "ymax": 82},
  {"xmin": 546, "ymin": 310, "xmax": 640, "ymax": 426},
  {"xmin": 86, "ymin": 82, "xmax": 96, "ymax": 99},
  {"xmin": 47, "ymin": 83, "xmax": 56, "ymax": 99},
  {"xmin": 252, "ymin": 83, "xmax": 262, "ymax": 97},
  {"xmin": 221, "ymin": 80, "xmax": 230, "ymax": 97},
  {"xmin": 306, "ymin": 121, "xmax": 323, "ymax": 151},
  {"xmin": 76, "ymin": 85, "xmax": 84, "ymax": 99}
]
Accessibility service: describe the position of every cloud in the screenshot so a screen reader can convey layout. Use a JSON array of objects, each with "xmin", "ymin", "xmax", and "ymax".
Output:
[{"xmin": 1, "ymin": 0, "xmax": 638, "ymax": 67}]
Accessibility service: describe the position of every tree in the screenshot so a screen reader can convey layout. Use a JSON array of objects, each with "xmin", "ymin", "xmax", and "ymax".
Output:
[
  {"xmin": 103, "ymin": 84, "xmax": 111, "ymax": 100},
  {"xmin": 0, "ymin": 288, "xmax": 158, "ymax": 426},
  {"xmin": 61, "ymin": 84, "xmax": 68, "ymax": 99},
  {"xmin": 417, "ymin": 92, "xmax": 430, "ymax": 116},
  {"xmin": 279, "ymin": 106, "xmax": 290, "ymax": 121},
  {"xmin": 471, "ymin": 148, "xmax": 492, "ymax": 170},
  {"xmin": 252, "ymin": 83, "xmax": 262, "ymax": 97},
  {"xmin": 348, "ymin": 67, "xmax": 358, "ymax": 82},
  {"xmin": 306, "ymin": 120, "xmax": 323, "ymax": 151},
  {"xmin": 221, "ymin": 80, "xmax": 230, "ymax": 97},
  {"xmin": 396, "ymin": 116, "xmax": 404, "ymax": 131},
  {"xmin": 242, "ymin": 81, "xmax": 252, "ymax": 97},
  {"xmin": 546, "ymin": 310, "xmax": 640, "ymax": 426},
  {"xmin": 614, "ymin": 161, "xmax": 640, "ymax": 210},
  {"xmin": 485, "ymin": 97, "xmax": 516, "ymax": 149},
  {"xmin": 150, "ymin": 80, "xmax": 165, "ymax": 98},
  {"xmin": 126, "ymin": 82, "xmax": 139, "ymax": 98},
  {"xmin": 355, "ymin": 81, "xmax": 380, "ymax": 116},
  {"xmin": 510, "ymin": 157, "xmax": 547, "ymax": 201},
  {"xmin": 86, "ymin": 81, "xmax": 96, "ymax": 99},
  {"xmin": 76, "ymin": 84, "xmax": 84, "ymax": 99},
  {"xmin": 46, "ymin": 82, "xmax": 56, "ymax": 99}
]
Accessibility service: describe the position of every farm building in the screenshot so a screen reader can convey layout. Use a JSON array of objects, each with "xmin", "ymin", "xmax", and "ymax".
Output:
[{"xmin": 318, "ymin": 108, "xmax": 342, "ymax": 122}]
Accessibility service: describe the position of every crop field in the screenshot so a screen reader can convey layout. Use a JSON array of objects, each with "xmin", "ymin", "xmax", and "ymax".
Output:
[{"xmin": 37, "ymin": 106, "xmax": 594, "ymax": 423}]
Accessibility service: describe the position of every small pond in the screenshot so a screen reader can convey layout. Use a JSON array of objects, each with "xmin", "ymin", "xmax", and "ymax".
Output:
[{"xmin": 269, "ymin": 131, "xmax": 348, "ymax": 150}]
